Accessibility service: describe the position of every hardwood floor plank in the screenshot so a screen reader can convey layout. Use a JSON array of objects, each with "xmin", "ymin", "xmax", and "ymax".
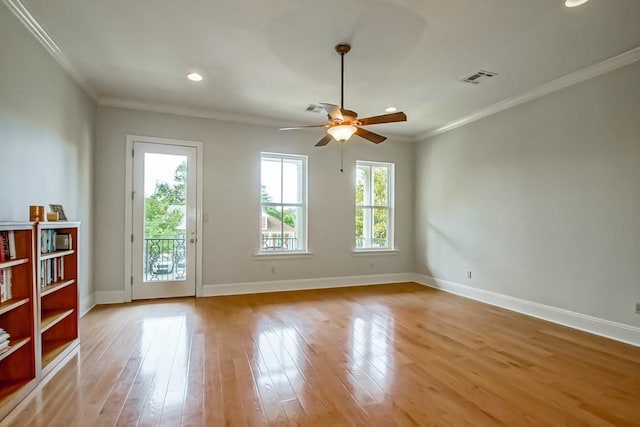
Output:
[
  {"xmin": 137, "ymin": 315, "xmax": 187, "ymax": 426},
  {"xmin": 201, "ymin": 331, "xmax": 224, "ymax": 427},
  {"xmin": 2, "ymin": 283, "xmax": 639, "ymax": 426},
  {"xmin": 180, "ymin": 332, "xmax": 204, "ymax": 422}
]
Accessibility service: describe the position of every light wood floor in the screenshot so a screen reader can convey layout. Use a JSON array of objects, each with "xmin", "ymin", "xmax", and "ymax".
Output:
[{"xmin": 2, "ymin": 282, "xmax": 639, "ymax": 426}]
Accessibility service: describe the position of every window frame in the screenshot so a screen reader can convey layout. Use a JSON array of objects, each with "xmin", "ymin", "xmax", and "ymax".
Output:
[
  {"xmin": 259, "ymin": 152, "xmax": 308, "ymax": 254},
  {"xmin": 354, "ymin": 160, "xmax": 395, "ymax": 251}
]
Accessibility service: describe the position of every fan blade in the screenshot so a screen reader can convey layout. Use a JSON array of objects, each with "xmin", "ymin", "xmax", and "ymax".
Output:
[
  {"xmin": 358, "ymin": 111, "xmax": 407, "ymax": 126},
  {"xmin": 279, "ymin": 124, "xmax": 328, "ymax": 131},
  {"xmin": 355, "ymin": 127, "xmax": 387, "ymax": 144},
  {"xmin": 314, "ymin": 134, "xmax": 332, "ymax": 147},
  {"xmin": 320, "ymin": 103, "xmax": 344, "ymax": 122}
]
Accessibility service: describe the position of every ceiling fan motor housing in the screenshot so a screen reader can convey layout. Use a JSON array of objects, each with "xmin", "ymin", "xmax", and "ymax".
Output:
[
  {"xmin": 329, "ymin": 109, "xmax": 357, "ymax": 124},
  {"xmin": 335, "ymin": 43, "xmax": 351, "ymax": 55}
]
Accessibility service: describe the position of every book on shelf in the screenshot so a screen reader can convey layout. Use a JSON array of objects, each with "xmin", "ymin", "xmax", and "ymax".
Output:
[
  {"xmin": 0, "ymin": 268, "xmax": 13, "ymax": 303},
  {"xmin": 0, "ymin": 329, "xmax": 9, "ymax": 354},
  {"xmin": 41, "ymin": 230, "xmax": 73, "ymax": 254},
  {"xmin": 41, "ymin": 229, "xmax": 52, "ymax": 254},
  {"xmin": 0, "ymin": 232, "xmax": 7, "ymax": 261},
  {"xmin": 0, "ymin": 230, "xmax": 16, "ymax": 262},
  {"xmin": 40, "ymin": 258, "xmax": 65, "ymax": 289}
]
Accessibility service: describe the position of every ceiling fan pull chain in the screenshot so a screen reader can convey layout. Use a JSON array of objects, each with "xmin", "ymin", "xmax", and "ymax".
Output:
[{"xmin": 340, "ymin": 145, "xmax": 344, "ymax": 173}]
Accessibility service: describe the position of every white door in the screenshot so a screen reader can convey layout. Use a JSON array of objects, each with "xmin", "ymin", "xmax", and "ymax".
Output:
[{"xmin": 131, "ymin": 141, "xmax": 197, "ymax": 299}]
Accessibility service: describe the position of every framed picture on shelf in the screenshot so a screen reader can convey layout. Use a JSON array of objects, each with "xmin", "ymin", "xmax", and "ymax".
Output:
[{"xmin": 49, "ymin": 204, "xmax": 67, "ymax": 221}]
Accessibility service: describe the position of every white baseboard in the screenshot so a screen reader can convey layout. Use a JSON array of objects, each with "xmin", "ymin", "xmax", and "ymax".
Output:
[
  {"xmin": 94, "ymin": 290, "xmax": 128, "ymax": 305},
  {"xmin": 202, "ymin": 273, "xmax": 414, "ymax": 297},
  {"xmin": 93, "ymin": 273, "xmax": 413, "ymax": 303},
  {"xmin": 414, "ymin": 273, "xmax": 640, "ymax": 347},
  {"xmin": 80, "ymin": 293, "xmax": 95, "ymax": 317}
]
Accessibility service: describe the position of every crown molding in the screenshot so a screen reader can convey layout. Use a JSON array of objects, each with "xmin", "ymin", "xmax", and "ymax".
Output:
[
  {"xmin": 418, "ymin": 45, "xmax": 640, "ymax": 141},
  {"xmin": 99, "ymin": 96, "xmax": 311, "ymax": 129},
  {"xmin": 2, "ymin": 0, "xmax": 97, "ymax": 100}
]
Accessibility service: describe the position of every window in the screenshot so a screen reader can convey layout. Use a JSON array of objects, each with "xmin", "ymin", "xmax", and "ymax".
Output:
[
  {"xmin": 355, "ymin": 161, "xmax": 394, "ymax": 250},
  {"xmin": 260, "ymin": 153, "xmax": 307, "ymax": 252}
]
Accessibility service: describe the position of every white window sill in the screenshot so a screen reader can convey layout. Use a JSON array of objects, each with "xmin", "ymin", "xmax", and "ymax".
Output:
[
  {"xmin": 351, "ymin": 249, "xmax": 400, "ymax": 256},
  {"xmin": 254, "ymin": 251, "xmax": 314, "ymax": 260}
]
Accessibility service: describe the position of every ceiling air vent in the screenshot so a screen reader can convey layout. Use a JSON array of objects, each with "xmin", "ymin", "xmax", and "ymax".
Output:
[
  {"xmin": 462, "ymin": 70, "xmax": 498, "ymax": 84},
  {"xmin": 305, "ymin": 104, "xmax": 324, "ymax": 113}
]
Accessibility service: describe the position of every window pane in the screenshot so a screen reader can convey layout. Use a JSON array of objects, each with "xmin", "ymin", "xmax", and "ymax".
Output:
[
  {"xmin": 261, "ymin": 157, "xmax": 282, "ymax": 203},
  {"xmin": 356, "ymin": 167, "xmax": 367, "ymax": 206},
  {"xmin": 282, "ymin": 158, "xmax": 303, "ymax": 204},
  {"xmin": 373, "ymin": 166, "xmax": 388, "ymax": 206},
  {"xmin": 373, "ymin": 208, "xmax": 388, "ymax": 247},
  {"xmin": 355, "ymin": 207, "xmax": 365, "ymax": 248},
  {"xmin": 283, "ymin": 206, "xmax": 303, "ymax": 250},
  {"xmin": 262, "ymin": 205, "xmax": 286, "ymax": 250},
  {"xmin": 143, "ymin": 154, "xmax": 187, "ymax": 282}
]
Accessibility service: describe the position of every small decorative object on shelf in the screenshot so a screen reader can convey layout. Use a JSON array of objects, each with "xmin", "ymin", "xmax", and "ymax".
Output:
[
  {"xmin": 29, "ymin": 205, "xmax": 45, "ymax": 222},
  {"xmin": 46, "ymin": 212, "xmax": 59, "ymax": 222},
  {"xmin": 48, "ymin": 204, "xmax": 67, "ymax": 221}
]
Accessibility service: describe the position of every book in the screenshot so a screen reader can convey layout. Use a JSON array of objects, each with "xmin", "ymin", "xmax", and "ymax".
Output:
[
  {"xmin": 41, "ymin": 229, "xmax": 56, "ymax": 254},
  {"xmin": 0, "ymin": 332, "xmax": 9, "ymax": 343},
  {"xmin": 0, "ymin": 269, "xmax": 5, "ymax": 302},
  {"xmin": 8, "ymin": 231, "xmax": 16, "ymax": 259},
  {"xmin": 0, "ymin": 268, "xmax": 12, "ymax": 302},
  {"xmin": 0, "ymin": 340, "xmax": 9, "ymax": 353},
  {"xmin": 0, "ymin": 231, "xmax": 9, "ymax": 261}
]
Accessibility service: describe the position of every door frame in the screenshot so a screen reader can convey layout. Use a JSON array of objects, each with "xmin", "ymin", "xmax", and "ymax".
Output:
[{"xmin": 124, "ymin": 134, "xmax": 204, "ymax": 302}]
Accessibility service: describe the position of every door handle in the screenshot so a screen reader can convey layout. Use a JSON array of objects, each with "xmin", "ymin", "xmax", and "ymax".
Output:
[{"xmin": 190, "ymin": 238, "xmax": 195, "ymax": 243}]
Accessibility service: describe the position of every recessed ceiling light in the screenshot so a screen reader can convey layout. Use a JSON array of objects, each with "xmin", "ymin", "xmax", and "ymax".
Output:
[
  {"xmin": 565, "ymin": 0, "xmax": 589, "ymax": 7},
  {"xmin": 186, "ymin": 72, "xmax": 203, "ymax": 82},
  {"xmin": 385, "ymin": 106, "xmax": 398, "ymax": 113}
]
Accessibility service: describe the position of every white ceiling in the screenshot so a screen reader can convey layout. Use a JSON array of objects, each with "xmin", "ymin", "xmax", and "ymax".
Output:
[{"xmin": 13, "ymin": 0, "xmax": 640, "ymax": 139}]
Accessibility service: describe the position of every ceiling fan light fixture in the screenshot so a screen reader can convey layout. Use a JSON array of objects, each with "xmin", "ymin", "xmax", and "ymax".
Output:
[
  {"xmin": 327, "ymin": 124, "xmax": 357, "ymax": 142},
  {"xmin": 186, "ymin": 72, "xmax": 204, "ymax": 82},
  {"xmin": 385, "ymin": 106, "xmax": 398, "ymax": 113},
  {"xmin": 565, "ymin": 0, "xmax": 589, "ymax": 7}
]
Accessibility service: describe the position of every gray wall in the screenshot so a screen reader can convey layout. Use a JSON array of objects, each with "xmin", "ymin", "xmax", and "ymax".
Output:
[
  {"xmin": 0, "ymin": 5, "xmax": 95, "ymax": 310},
  {"xmin": 95, "ymin": 107, "xmax": 414, "ymax": 293},
  {"xmin": 415, "ymin": 60, "xmax": 640, "ymax": 327}
]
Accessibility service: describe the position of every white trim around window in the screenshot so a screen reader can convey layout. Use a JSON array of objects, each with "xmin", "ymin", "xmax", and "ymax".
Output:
[
  {"xmin": 354, "ymin": 160, "xmax": 395, "ymax": 251},
  {"xmin": 260, "ymin": 152, "xmax": 308, "ymax": 254}
]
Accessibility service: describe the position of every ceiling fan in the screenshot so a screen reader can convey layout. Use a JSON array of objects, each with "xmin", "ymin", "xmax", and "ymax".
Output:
[{"xmin": 279, "ymin": 43, "xmax": 407, "ymax": 147}]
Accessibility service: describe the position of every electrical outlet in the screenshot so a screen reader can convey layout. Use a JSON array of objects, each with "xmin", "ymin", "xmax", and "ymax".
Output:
[
  {"xmin": 635, "ymin": 302, "xmax": 640, "ymax": 314},
  {"xmin": 467, "ymin": 271, "xmax": 472, "ymax": 279}
]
